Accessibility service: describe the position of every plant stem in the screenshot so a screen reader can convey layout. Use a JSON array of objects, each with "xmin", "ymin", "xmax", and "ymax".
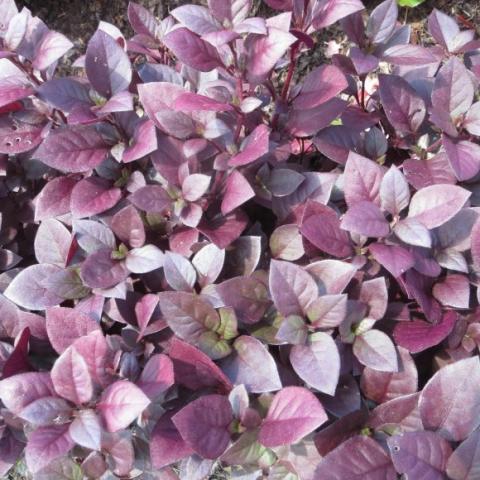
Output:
[{"xmin": 281, "ymin": 44, "xmax": 299, "ymax": 102}]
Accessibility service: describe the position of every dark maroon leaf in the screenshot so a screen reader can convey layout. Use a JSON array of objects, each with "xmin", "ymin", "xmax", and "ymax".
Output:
[{"xmin": 172, "ymin": 394, "xmax": 233, "ymax": 459}]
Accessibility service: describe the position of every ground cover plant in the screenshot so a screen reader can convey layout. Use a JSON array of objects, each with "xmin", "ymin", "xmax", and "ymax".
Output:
[{"xmin": 1, "ymin": 0, "xmax": 480, "ymax": 478}]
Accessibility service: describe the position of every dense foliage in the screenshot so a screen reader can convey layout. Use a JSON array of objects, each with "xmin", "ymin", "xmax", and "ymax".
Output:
[{"xmin": 0, "ymin": 0, "xmax": 480, "ymax": 478}]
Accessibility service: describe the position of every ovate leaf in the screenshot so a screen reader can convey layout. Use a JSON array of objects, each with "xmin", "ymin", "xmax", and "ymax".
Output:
[
  {"xmin": 259, "ymin": 387, "xmax": 327, "ymax": 447},
  {"xmin": 419, "ymin": 356, "xmax": 480, "ymax": 441}
]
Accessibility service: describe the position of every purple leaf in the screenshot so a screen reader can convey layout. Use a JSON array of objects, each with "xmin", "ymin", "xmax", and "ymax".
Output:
[
  {"xmin": 221, "ymin": 170, "xmax": 255, "ymax": 215},
  {"xmin": 428, "ymin": 9, "xmax": 460, "ymax": 52},
  {"xmin": 35, "ymin": 177, "xmax": 77, "ymax": 221},
  {"xmin": 85, "ymin": 29, "xmax": 132, "ymax": 97},
  {"xmin": 379, "ymin": 74, "xmax": 426, "ymax": 135},
  {"xmin": 163, "ymin": 252, "xmax": 196, "ymax": 291},
  {"xmin": 341, "ymin": 201, "xmax": 390, "ymax": 238},
  {"xmin": 18, "ymin": 396, "xmax": 71, "ymax": 426},
  {"xmin": 110, "ymin": 205, "xmax": 145, "ymax": 248},
  {"xmin": 168, "ymin": 337, "xmax": 232, "ymax": 392},
  {"xmin": 382, "ymin": 44, "xmax": 441, "ymax": 65},
  {"xmin": 4, "ymin": 264, "xmax": 63, "ymax": 310},
  {"xmin": 404, "ymin": 153, "xmax": 456, "ymax": 189},
  {"xmin": 163, "ymin": 27, "xmax": 222, "ymax": 72},
  {"xmin": 306, "ymin": 294, "xmax": 348, "ymax": 328},
  {"xmin": 72, "ymin": 331, "xmax": 114, "ymax": 388},
  {"xmin": 172, "ymin": 394, "xmax": 233, "ymax": 459},
  {"xmin": 394, "ymin": 218, "xmax": 432, "ymax": 248},
  {"xmin": 269, "ymin": 259, "xmax": 317, "ymax": 316},
  {"xmin": 98, "ymin": 380, "xmax": 150, "ymax": 432},
  {"xmin": 51, "ymin": 346, "xmax": 93, "ymax": 405},
  {"xmin": 208, "ymin": 0, "xmax": 251, "ymax": 24},
  {"xmin": 150, "ymin": 412, "xmax": 194, "ymax": 469},
  {"xmin": 433, "ymin": 274, "xmax": 470, "ymax": 309},
  {"xmin": 293, "ymin": 64, "xmax": 348, "ymax": 110},
  {"xmin": 446, "ymin": 428, "xmax": 480, "ymax": 480},
  {"xmin": 359, "ymin": 277, "xmax": 388, "ymax": 320},
  {"xmin": 312, "ymin": 0, "xmax": 365, "ymax": 30},
  {"xmin": 313, "ymin": 125, "xmax": 360, "ymax": 166},
  {"xmin": 122, "ymin": 119, "xmax": 157, "ymax": 163},
  {"xmin": 464, "ymin": 101, "xmax": 480, "ymax": 136},
  {"xmin": 125, "ymin": 244, "xmax": 164, "ymax": 274},
  {"xmin": 37, "ymin": 78, "xmax": 91, "ymax": 112},
  {"xmin": 34, "ymin": 125, "xmax": 111, "ymax": 173},
  {"xmin": 32, "ymin": 30, "xmax": 73, "ymax": 71},
  {"xmin": 34, "ymin": 218, "xmax": 71, "ymax": 266},
  {"xmin": 129, "ymin": 184, "xmax": 171, "ymax": 213},
  {"xmin": 181, "ymin": 173, "xmax": 211, "ymax": 202},
  {"xmin": 442, "ymin": 135, "xmax": 480, "ymax": 181},
  {"xmin": 25, "ymin": 424, "xmax": 74, "ymax": 474},
  {"xmin": 273, "ymin": 172, "xmax": 337, "ymax": 221},
  {"xmin": 343, "ymin": 152, "xmax": 384, "ymax": 207},
  {"xmin": 245, "ymin": 27, "xmax": 296, "ymax": 84},
  {"xmin": 287, "ymin": 97, "xmax": 347, "ymax": 137},
  {"xmin": 387, "ymin": 431, "xmax": 452, "ymax": 479},
  {"xmin": 0, "ymin": 372, "xmax": 54, "ymax": 414},
  {"xmin": 137, "ymin": 353, "xmax": 174, "ymax": 399},
  {"xmin": 175, "ymin": 91, "xmax": 232, "ymax": 112},
  {"xmin": 213, "ymin": 276, "xmax": 270, "ymax": 325},
  {"xmin": 0, "ymin": 76, "xmax": 33, "ymax": 108},
  {"xmin": 69, "ymin": 409, "xmax": 101, "ymax": 451},
  {"xmin": 70, "ymin": 177, "xmax": 121, "ymax": 218},
  {"xmin": 276, "ymin": 314, "xmax": 308, "ymax": 345},
  {"xmin": 353, "ymin": 329, "xmax": 399, "ymax": 372},
  {"xmin": 361, "ymin": 346, "xmax": 418, "ymax": 404},
  {"xmin": 368, "ymin": 392, "xmax": 422, "ymax": 432},
  {"xmin": 259, "ymin": 387, "xmax": 327, "ymax": 447},
  {"xmin": 101, "ymin": 431, "xmax": 134, "ymax": 477},
  {"xmin": 159, "ymin": 292, "xmax": 220, "ymax": 348},
  {"xmin": 80, "ymin": 249, "xmax": 129, "ymax": 289},
  {"xmin": 301, "ymin": 205, "xmax": 353, "ymax": 258},
  {"xmin": 306, "ymin": 259, "xmax": 356, "ymax": 295},
  {"xmin": 266, "ymin": 168, "xmax": 305, "ymax": 197},
  {"xmin": 419, "ymin": 356, "xmax": 480, "ymax": 442},
  {"xmin": 380, "ymin": 165, "xmax": 410, "ymax": 216},
  {"xmin": 171, "ymin": 5, "xmax": 221, "ymax": 35},
  {"xmin": 290, "ymin": 332, "xmax": 340, "ymax": 395},
  {"xmin": 220, "ymin": 335, "xmax": 282, "ymax": 393},
  {"xmin": 270, "ymin": 224, "xmax": 305, "ymax": 261},
  {"xmin": 369, "ymin": 243, "xmax": 415, "ymax": 278},
  {"xmin": 366, "ymin": 0, "xmax": 397, "ymax": 44},
  {"xmin": 73, "ymin": 219, "xmax": 116, "ymax": 253},
  {"xmin": 394, "ymin": 310, "xmax": 456, "ymax": 353},
  {"xmin": 408, "ymin": 184, "xmax": 470, "ymax": 229},
  {"xmin": 313, "ymin": 435, "xmax": 396, "ymax": 480},
  {"xmin": 192, "ymin": 243, "xmax": 225, "ymax": 287},
  {"xmin": 432, "ymin": 57, "xmax": 474, "ymax": 121},
  {"xmin": 229, "ymin": 124, "xmax": 270, "ymax": 166},
  {"xmin": 128, "ymin": 2, "xmax": 158, "ymax": 37}
]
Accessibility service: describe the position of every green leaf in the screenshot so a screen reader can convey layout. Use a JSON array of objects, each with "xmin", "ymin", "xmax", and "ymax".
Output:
[{"xmin": 397, "ymin": 0, "xmax": 425, "ymax": 7}]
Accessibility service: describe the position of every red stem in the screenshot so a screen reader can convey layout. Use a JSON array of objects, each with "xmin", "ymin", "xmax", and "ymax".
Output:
[{"xmin": 281, "ymin": 44, "xmax": 299, "ymax": 102}]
